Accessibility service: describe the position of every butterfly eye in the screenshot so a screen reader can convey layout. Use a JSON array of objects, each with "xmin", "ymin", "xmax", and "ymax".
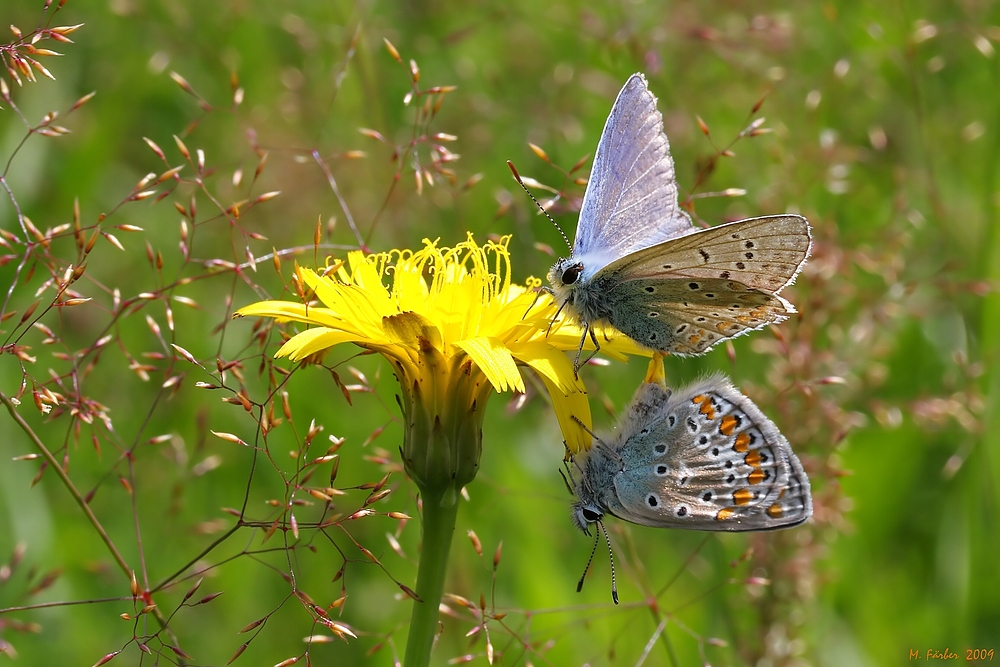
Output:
[
  {"xmin": 581, "ymin": 508, "xmax": 602, "ymax": 523},
  {"xmin": 561, "ymin": 263, "xmax": 584, "ymax": 285}
]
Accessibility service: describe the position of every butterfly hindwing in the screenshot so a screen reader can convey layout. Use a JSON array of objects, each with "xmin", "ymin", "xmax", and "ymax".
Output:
[
  {"xmin": 604, "ymin": 275, "xmax": 795, "ymax": 355},
  {"xmin": 592, "ymin": 375, "xmax": 811, "ymax": 531}
]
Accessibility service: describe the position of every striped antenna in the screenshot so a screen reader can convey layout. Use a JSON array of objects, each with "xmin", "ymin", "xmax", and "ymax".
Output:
[
  {"xmin": 506, "ymin": 160, "xmax": 572, "ymax": 251},
  {"xmin": 575, "ymin": 519, "xmax": 619, "ymax": 605}
]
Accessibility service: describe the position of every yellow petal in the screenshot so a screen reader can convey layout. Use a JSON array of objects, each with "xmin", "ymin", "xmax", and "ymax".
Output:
[
  {"xmin": 297, "ymin": 266, "xmax": 347, "ymax": 310},
  {"xmin": 298, "ymin": 269, "xmax": 390, "ymax": 338},
  {"xmin": 391, "ymin": 260, "xmax": 432, "ymax": 312},
  {"xmin": 236, "ymin": 300, "xmax": 373, "ymax": 338},
  {"xmin": 236, "ymin": 300, "xmax": 323, "ymax": 324},
  {"xmin": 644, "ymin": 353, "xmax": 667, "ymax": 386},
  {"xmin": 276, "ymin": 328, "xmax": 365, "ymax": 360},
  {"xmin": 454, "ymin": 337, "xmax": 524, "ymax": 393},
  {"xmin": 485, "ymin": 294, "xmax": 548, "ymax": 340},
  {"xmin": 382, "ymin": 311, "xmax": 443, "ymax": 349},
  {"xmin": 346, "ymin": 254, "xmax": 396, "ymax": 312},
  {"xmin": 511, "ymin": 342, "xmax": 582, "ymax": 396},
  {"xmin": 536, "ymin": 373, "xmax": 592, "ymax": 453},
  {"xmin": 542, "ymin": 325, "xmax": 650, "ymax": 362}
]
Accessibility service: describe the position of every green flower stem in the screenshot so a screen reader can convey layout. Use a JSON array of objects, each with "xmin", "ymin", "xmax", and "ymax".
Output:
[
  {"xmin": 403, "ymin": 485, "xmax": 460, "ymax": 667},
  {"xmin": 396, "ymin": 343, "xmax": 491, "ymax": 667}
]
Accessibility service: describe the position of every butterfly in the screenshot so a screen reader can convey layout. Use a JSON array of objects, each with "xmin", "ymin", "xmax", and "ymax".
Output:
[
  {"xmin": 567, "ymin": 374, "xmax": 812, "ymax": 601},
  {"xmin": 547, "ymin": 73, "xmax": 811, "ymax": 370}
]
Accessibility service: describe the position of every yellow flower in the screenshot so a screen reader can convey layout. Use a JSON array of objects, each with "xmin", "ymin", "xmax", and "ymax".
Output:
[
  {"xmin": 236, "ymin": 233, "xmax": 648, "ymax": 667},
  {"xmin": 236, "ymin": 234, "xmax": 644, "ymax": 491}
]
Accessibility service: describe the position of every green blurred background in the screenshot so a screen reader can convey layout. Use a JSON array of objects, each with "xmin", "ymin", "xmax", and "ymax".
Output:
[{"xmin": 1, "ymin": 0, "xmax": 997, "ymax": 665}]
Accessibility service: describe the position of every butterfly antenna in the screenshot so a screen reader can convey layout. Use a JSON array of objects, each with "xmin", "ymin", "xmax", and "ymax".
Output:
[
  {"xmin": 576, "ymin": 519, "xmax": 619, "ymax": 604},
  {"xmin": 507, "ymin": 160, "xmax": 572, "ymax": 251},
  {"xmin": 599, "ymin": 520, "xmax": 619, "ymax": 604},
  {"xmin": 577, "ymin": 531, "xmax": 600, "ymax": 593}
]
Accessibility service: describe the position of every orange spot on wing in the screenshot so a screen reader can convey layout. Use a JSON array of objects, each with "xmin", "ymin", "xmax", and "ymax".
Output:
[
  {"xmin": 716, "ymin": 507, "xmax": 735, "ymax": 521},
  {"xmin": 734, "ymin": 432, "xmax": 751, "ymax": 453},
  {"xmin": 688, "ymin": 333, "xmax": 702, "ymax": 346},
  {"xmin": 767, "ymin": 504, "xmax": 783, "ymax": 518},
  {"xmin": 744, "ymin": 450, "xmax": 764, "ymax": 484},
  {"xmin": 699, "ymin": 400, "xmax": 716, "ymax": 420},
  {"xmin": 733, "ymin": 488, "xmax": 752, "ymax": 506},
  {"xmin": 692, "ymin": 394, "xmax": 707, "ymax": 404},
  {"xmin": 720, "ymin": 415, "xmax": 739, "ymax": 435}
]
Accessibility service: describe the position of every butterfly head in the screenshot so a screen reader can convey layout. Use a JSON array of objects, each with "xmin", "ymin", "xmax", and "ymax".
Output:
[
  {"xmin": 549, "ymin": 258, "xmax": 584, "ymax": 287},
  {"xmin": 547, "ymin": 259, "xmax": 587, "ymax": 315},
  {"xmin": 571, "ymin": 501, "xmax": 604, "ymax": 536}
]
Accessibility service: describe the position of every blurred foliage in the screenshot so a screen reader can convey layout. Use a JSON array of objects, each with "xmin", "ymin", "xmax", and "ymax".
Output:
[{"xmin": 0, "ymin": 0, "xmax": 997, "ymax": 665}]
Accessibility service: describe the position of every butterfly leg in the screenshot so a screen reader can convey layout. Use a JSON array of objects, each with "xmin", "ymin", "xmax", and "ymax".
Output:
[
  {"xmin": 523, "ymin": 285, "xmax": 554, "ymax": 319},
  {"xmin": 569, "ymin": 414, "xmax": 621, "ymax": 466},
  {"xmin": 559, "ymin": 464, "xmax": 576, "ymax": 495},
  {"xmin": 590, "ymin": 327, "xmax": 603, "ymax": 355},
  {"xmin": 572, "ymin": 323, "xmax": 589, "ymax": 378},
  {"xmin": 547, "ymin": 296, "xmax": 571, "ymax": 338},
  {"xmin": 573, "ymin": 326, "xmax": 602, "ymax": 376}
]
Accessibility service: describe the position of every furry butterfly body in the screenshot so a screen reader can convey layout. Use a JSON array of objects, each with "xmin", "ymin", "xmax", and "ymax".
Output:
[
  {"xmin": 571, "ymin": 374, "xmax": 812, "ymax": 534},
  {"xmin": 549, "ymin": 73, "xmax": 811, "ymax": 364}
]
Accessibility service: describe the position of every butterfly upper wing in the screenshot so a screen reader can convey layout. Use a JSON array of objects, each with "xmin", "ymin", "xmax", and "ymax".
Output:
[
  {"xmin": 602, "ymin": 215, "xmax": 811, "ymax": 289},
  {"xmin": 610, "ymin": 375, "xmax": 812, "ymax": 531},
  {"xmin": 572, "ymin": 73, "xmax": 695, "ymax": 271},
  {"xmin": 596, "ymin": 215, "xmax": 811, "ymax": 355}
]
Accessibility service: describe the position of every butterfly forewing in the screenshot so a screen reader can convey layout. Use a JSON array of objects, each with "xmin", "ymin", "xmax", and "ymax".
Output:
[
  {"xmin": 603, "ymin": 215, "xmax": 811, "ymax": 289},
  {"xmin": 573, "ymin": 73, "xmax": 695, "ymax": 268}
]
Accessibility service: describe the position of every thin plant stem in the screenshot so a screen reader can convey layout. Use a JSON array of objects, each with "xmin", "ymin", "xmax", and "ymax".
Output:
[
  {"xmin": 1, "ymin": 390, "xmax": 184, "ymax": 646},
  {"xmin": 0, "ymin": 390, "xmax": 131, "ymax": 577}
]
